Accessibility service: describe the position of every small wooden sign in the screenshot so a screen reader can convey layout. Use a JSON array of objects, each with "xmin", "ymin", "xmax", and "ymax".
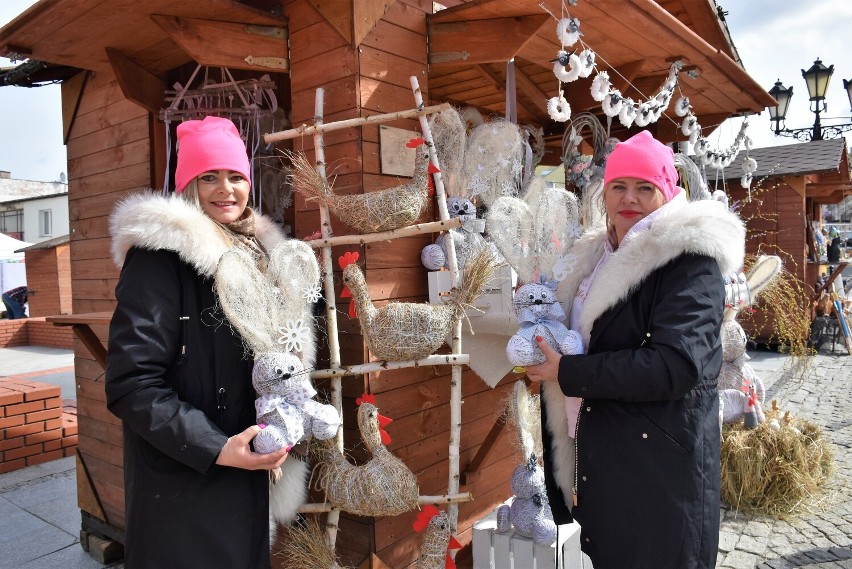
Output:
[{"xmin": 379, "ymin": 125, "xmax": 418, "ymax": 177}]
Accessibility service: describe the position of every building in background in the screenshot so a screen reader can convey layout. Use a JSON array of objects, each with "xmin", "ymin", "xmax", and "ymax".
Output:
[{"xmin": 0, "ymin": 170, "xmax": 68, "ymax": 243}]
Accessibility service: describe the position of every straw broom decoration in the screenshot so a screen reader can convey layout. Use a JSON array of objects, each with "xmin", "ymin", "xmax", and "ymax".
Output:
[
  {"xmin": 340, "ymin": 248, "xmax": 499, "ymax": 362},
  {"xmin": 287, "ymin": 143, "xmax": 433, "ymax": 234},
  {"xmin": 720, "ymin": 400, "xmax": 834, "ymax": 518},
  {"xmin": 312, "ymin": 394, "xmax": 420, "ymax": 517}
]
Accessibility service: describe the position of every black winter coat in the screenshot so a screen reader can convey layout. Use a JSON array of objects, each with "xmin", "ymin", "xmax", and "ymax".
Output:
[
  {"xmin": 541, "ymin": 197, "xmax": 744, "ymax": 569},
  {"xmin": 106, "ymin": 247, "xmax": 270, "ymax": 569}
]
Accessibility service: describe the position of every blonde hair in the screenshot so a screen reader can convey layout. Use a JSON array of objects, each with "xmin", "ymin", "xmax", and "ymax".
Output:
[{"xmin": 178, "ymin": 179, "xmax": 202, "ymax": 208}]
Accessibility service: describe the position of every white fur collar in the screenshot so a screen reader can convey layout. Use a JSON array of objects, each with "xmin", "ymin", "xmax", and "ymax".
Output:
[
  {"xmin": 557, "ymin": 198, "xmax": 744, "ymax": 342},
  {"xmin": 109, "ymin": 191, "xmax": 285, "ymax": 276}
]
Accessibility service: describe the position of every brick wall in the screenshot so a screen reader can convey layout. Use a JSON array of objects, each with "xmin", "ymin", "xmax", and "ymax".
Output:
[
  {"xmin": 26, "ymin": 319, "xmax": 74, "ymax": 349},
  {"xmin": 0, "ymin": 318, "xmax": 74, "ymax": 349},
  {"xmin": 0, "ymin": 379, "xmax": 77, "ymax": 473},
  {"xmin": 0, "ymin": 319, "xmax": 28, "ymax": 347}
]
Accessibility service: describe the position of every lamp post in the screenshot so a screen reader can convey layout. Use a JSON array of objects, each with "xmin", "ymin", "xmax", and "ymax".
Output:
[{"xmin": 768, "ymin": 58, "xmax": 852, "ymax": 141}]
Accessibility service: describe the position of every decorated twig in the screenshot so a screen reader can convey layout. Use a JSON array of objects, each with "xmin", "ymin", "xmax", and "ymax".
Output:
[
  {"xmin": 264, "ymin": 103, "xmax": 453, "ymax": 143},
  {"xmin": 410, "ymin": 75, "xmax": 464, "ymax": 539},
  {"xmin": 305, "ymin": 218, "xmax": 463, "ymax": 248},
  {"xmin": 310, "ymin": 354, "xmax": 471, "ymax": 379}
]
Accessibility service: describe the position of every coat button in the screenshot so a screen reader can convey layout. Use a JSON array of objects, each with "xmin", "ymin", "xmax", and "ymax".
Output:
[
  {"xmin": 581, "ymin": 386, "xmax": 588, "ymax": 392},
  {"xmin": 586, "ymin": 406, "xmax": 591, "ymax": 412},
  {"xmin": 642, "ymin": 433, "xmax": 648, "ymax": 439},
  {"xmin": 180, "ymin": 444, "xmax": 187, "ymax": 451},
  {"xmin": 582, "ymin": 476, "xmax": 587, "ymax": 481}
]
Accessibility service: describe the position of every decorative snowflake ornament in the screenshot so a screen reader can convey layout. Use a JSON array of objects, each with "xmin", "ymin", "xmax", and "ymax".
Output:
[
  {"xmin": 277, "ymin": 319, "xmax": 312, "ymax": 353},
  {"xmin": 302, "ymin": 283, "xmax": 322, "ymax": 304}
]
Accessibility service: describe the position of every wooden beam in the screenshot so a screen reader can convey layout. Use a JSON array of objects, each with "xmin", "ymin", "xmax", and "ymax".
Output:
[
  {"xmin": 60, "ymin": 70, "xmax": 88, "ymax": 144},
  {"xmin": 512, "ymin": 64, "xmax": 550, "ymax": 120},
  {"xmin": 312, "ymin": 0, "xmax": 353, "ymax": 45},
  {"xmin": 106, "ymin": 48, "xmax": 165, "ymax": 115},
  {"xmin": 428, "ymin": 14, "xmax": 549, "ymax": 65},
  {"xmin": 354, "ymin": 0, "xmax": 397, "ymax": 47},
  {"xmin": 151, "ymin": 15, "xmax": 289, "ymax": 72},
  {"xmin": 783, "ymin": 176, "xmax": 807, "ymax": 198}
]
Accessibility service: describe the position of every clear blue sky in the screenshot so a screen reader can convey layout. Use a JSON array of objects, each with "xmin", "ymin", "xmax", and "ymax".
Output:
[{"xmin": 1, "ymin": 0, "xmax": 850, "ymax": 183}]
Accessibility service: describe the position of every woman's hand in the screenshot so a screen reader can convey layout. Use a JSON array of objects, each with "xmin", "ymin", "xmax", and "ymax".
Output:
[
  {"xmin": 215, "ymin": 425, "xmax": 289, "ymax": 470},
  {"xmin": 524, "ymin": 336, "xmax": 562, "ymax": 383}
]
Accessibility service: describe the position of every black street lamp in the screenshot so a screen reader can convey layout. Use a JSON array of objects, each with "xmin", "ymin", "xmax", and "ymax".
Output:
[{"xmin": 768, "ymin": 58, "xmax": 852, "ymax": 141}]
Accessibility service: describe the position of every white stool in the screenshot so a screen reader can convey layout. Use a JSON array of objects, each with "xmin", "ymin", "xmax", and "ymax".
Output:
[{"xmin": 472, "ymin": 500, "xmax": 593, "ymax": 569}]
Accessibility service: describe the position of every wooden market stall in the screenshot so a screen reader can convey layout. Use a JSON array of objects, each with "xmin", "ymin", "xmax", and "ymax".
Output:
[
  {"xmin": 0, "ymin": 1, "xmax": 773, "ymax": 566},
  {"xmin": 706, "ymin": 139, "xmax": 851, "ymax": 343}
]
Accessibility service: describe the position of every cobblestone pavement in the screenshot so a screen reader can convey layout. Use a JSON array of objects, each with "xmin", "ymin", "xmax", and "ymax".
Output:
[{"xmin": 716, "ymin": 347, "xmax": 852, "ymax": 569}]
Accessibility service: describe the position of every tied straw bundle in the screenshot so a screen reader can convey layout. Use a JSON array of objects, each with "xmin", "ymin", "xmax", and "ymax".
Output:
[
  {"xmin": 721, "ymin": 402, "xmax": 834, "ymax": 518},
  {"xmin": 275, "ymin": 516, "xmax": 349, "ymax": 569}
]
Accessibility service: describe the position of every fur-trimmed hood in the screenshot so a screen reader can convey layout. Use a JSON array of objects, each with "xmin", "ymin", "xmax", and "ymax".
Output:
[
  {"xmin": 557, "ymin": 198, "xmax": 744, "ymax": 342},
  {"xmin": 109, "ymin": 191, "xmax": 286, "ymax": 276}
]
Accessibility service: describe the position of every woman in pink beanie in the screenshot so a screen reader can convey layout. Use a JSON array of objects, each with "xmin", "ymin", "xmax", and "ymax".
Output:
[
  {"xmin": 105, "ymin": 116, "xmax": 318, "ymax": 568},
  {"xmin": 526, "ymin": 130, "xmax": 745, "ymax": 568}
]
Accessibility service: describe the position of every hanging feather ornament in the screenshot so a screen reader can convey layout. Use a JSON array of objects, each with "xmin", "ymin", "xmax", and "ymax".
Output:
[
  {"xmin": 547, "ymin": 91, "xmax": 572, "ymax": 123},
  {"xmin": 556, "ymin": 17, "xmax": 582, "ymax": 46},
  {"xmin": 602, "ymin": 90, "xmax": 623, "ymax": 117},
  {"xmin": 591, "ymin": 71, "xmax": 611, "ymax": 102},
  {"xmin": 675, "ymin": 96, "xmax": 691, "ymax": 117}
]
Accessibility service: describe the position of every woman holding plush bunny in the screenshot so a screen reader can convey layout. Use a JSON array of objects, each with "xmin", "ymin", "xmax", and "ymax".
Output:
[
  {"xmin": 525, "ymin": 131, "xmax": 744, "ymax": 568},
  {"xmin": 106, "ymin": 116, "xmax": 317, "ymax": 568}
]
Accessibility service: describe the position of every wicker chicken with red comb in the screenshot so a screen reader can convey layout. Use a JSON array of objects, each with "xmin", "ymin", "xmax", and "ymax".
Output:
[
  {"xmin": 413, "ymin": 506, "xmax": 463, "ymax": 569},
  {"xmin": 288, "ymin": 139, "xmax": 433, "ymax": 235},
  {"xmin": 339, "ymin": 249, "xmax": 497, "ymax": 361},
  {"xmin": 314, "ymin": 393, "xmax": 420, "ymax": 517}
]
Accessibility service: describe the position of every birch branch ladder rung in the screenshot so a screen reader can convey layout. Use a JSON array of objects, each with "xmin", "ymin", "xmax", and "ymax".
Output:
[{"xmin": 311, "ymin": 354, "xmax": 470, "ymax": 379}]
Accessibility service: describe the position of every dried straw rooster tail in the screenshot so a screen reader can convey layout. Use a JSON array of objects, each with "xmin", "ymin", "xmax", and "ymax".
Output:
[
  {"xmin": 448, "ymin": 248, "xmax": 502, "ymax": 322},
  {"xmin": 287, "ymin": 149, "xmax": 335, "ymax": 205}
]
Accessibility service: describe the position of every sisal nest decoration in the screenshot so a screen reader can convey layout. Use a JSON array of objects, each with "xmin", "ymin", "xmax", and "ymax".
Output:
[{"xmin": 720, "ymin": 403, "xmax": 834, "ymax": 518}]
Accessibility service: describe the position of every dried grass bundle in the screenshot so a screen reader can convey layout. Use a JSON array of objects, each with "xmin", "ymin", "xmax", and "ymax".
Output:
[
  {"xmin": 275, "ymin": 516, "xmax": 349, "ymax": 569},
  {"xmin": 737, "ymin": 254, "xmax": 815, "ymax": 362},
  {"xmin": 288, "ymin": 149, "xmax": 429, "ymax": 234},
  {"xmin": 720, "ymin": 406, "xmax": 834, "ymax": 518}
]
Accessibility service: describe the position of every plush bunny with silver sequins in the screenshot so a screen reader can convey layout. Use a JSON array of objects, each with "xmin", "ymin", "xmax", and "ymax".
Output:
[{"xmin": 215, "ymin": 240, "xmax": 341, "ymax": 453}]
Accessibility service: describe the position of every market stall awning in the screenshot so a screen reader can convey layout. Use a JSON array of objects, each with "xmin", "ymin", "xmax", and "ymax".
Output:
[
  {"xmin": 426, "ymin": 0, "xmax": 775, "ymax": 143},
  {"xmin": 712, "ymin": 139, "xmax": 851, "ymax": 205},
  {"xmin": 0, "ymin": 0, "xmax": 288, "ymax": 91}
]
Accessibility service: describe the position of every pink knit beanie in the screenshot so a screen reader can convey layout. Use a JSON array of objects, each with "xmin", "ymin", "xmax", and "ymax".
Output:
[
  {"xmin": 603, "ymin": 131, "xmax": 678, "ymax": 202},
  {"xmin": 174, "ymin": 116, "xmax": 251, "ymax": 193}
]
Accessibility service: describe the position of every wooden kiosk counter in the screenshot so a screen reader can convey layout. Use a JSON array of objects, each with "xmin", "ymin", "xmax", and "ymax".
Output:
[{"xmin": 3, "ymin": 1, "xmax": 773, "ymax": 566}]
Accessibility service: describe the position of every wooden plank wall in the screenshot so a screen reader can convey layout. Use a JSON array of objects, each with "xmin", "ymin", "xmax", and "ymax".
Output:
[
  {"xmin": 63, "ymin": 67, "xmax": 152, "ymax": 530},
  {"xmin": 286, "ymin": 1, "xmax": 514, "ymax": 567}
]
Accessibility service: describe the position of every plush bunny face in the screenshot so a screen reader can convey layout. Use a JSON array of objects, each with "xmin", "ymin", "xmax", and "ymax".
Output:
[
  {"xmin": 447, "ymin": 197, "xmax": 476, "ymax": 221},
  {"xmin": 252, "ymin": 352, "xmax": 315, "ymax": 402},
  {"xmin": 513, "ymin": 281, "xmax": 565, "ymax": 324}
]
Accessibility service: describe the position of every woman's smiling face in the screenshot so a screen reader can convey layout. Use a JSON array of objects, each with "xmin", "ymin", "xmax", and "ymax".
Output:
[
  {"xmin": 196, "ymin": 170, "xmax": 250, "ymax": 224},
  {"xmin": 604, "ymin": 176, "xmax": 665, "ymax": 246}
]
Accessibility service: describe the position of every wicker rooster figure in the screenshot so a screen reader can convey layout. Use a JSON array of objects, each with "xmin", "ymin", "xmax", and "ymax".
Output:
[
  {"xmin": 289, "ymin": 140, "xmax": 432, "ymax": 234},
  {"xmin": 413, "ymin": 506, "xmax": 463, "ymax": 569},
  {"xmin": 340, "ymin": 249, "xmax": 497, "ymax": 361},
  {"xmin": 314, "ymin": 393, "xmax": 420, "ymax": 517}
]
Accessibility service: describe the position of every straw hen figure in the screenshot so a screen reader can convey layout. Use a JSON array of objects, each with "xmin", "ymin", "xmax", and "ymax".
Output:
[
  {"xmin": 289, "ymin": 142, "xmax": 431, "ymax": 234},
  {"xmin": 413, "ymin": 506, "xmax": 463, "ymax": 569},
  {"xmin": 340, "ymin": 250, "xmax": 497, "ymax": 361},
  {"xmin": 314, "ymin": 394, "xmax": 419, "ymax": 517}
]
